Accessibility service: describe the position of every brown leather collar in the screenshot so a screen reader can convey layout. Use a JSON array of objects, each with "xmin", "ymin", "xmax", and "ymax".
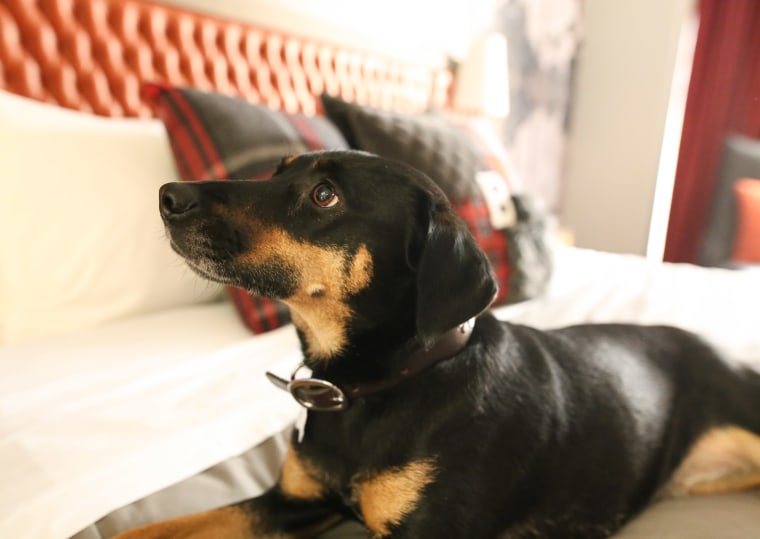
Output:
[
  {"xmin": 266, "ymin": 319, "xmax": 475, "ymax": 411},
  {"xmin": 341, "ymin": 319, "xmax": 475, "ymax": 400}
]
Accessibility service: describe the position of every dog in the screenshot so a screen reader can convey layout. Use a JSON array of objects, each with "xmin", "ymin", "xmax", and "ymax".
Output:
[{"xmin": 116, "ymin": 150, "xmax": 760, "ymax": 538}]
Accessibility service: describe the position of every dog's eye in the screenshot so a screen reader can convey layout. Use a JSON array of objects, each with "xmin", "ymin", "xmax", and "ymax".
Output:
[{"xmin": 311, "ymin": 183, "xmax": 339, "ymax": 208}]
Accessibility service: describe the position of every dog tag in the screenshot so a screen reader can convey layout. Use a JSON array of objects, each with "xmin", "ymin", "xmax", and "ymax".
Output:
[
  {"xmin": 476, "ymin": 171, "xmax": 517, "ymax": 229},
  {"xmin": 294, "ymin": 408, "xmax": 308, "ymax": 443}
]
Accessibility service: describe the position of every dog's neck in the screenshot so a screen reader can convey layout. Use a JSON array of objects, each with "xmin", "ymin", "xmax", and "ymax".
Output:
[
  {"xmin": 266, "ymin": 319, "xmax": 474, "ymax": 412},
  {"xmin": 291, "ymin": 309, "xmax": 473, "ymax": 388},
  {"xmin": 283, "ymin": 279, "xmax": 418, "ymax": 375},
  {"xmin": 330, "ymin": 320, "xmax": 475, "ymax": 400}
]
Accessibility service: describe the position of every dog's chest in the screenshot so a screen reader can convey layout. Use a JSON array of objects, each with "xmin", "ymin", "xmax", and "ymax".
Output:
[{"xmin": 302, "ymin": 410, "xmax": 439, "ymax": 534}]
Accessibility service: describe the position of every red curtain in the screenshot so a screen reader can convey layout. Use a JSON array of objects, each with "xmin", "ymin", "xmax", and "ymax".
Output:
[{"xmin": 663, "ymin": 0, "xmax": 760, "ymax": 263}]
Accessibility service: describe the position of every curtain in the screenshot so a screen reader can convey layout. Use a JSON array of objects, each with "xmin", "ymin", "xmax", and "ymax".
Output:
[{"xmin": 664, "ymin": 0, "xmax": 760, "ymax": 263}]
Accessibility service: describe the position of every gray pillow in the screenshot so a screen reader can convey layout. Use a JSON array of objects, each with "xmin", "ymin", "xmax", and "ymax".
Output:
[{"xmin": 321, "ymin": 94, "xmax": 482, "ymax": 199}]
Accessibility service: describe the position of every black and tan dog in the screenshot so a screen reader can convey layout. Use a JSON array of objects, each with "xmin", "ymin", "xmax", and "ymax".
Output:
[{"xmin": 118, "ymin": 150, "xmax": 760, "ymax": 538}]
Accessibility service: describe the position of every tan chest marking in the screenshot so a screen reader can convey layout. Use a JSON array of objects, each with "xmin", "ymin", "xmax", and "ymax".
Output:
[
  {"xmin": 356, "ymin": 458, "xmax": 437, "ymax": 537},
  {"xmin": 660, "ymin": 425, "xmax": 760, "ymax": 498},
  {"xmin": 280, "ymin": 445, "xmax": 327, "ymax": 500},
  {"xmin": 243, "ymin": 227, "xmax": 373, "ymax": 360}
]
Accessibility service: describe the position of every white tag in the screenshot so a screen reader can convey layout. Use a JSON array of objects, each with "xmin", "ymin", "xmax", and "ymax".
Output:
[
  {"xmin": 475, "ymin": 171, "xmax": 517, "ymax": 229},
  {"xmin": 294, "ymin": 408, "xmax": 308, "ymax": 443}
]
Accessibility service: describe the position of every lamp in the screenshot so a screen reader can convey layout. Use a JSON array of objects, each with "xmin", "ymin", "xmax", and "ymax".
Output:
[{"xmin": 453, "ymin": 31, "xmax": 510, "ymax": 118}]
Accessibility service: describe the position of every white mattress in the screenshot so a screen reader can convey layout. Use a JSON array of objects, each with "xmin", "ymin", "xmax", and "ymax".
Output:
[{"xmin": 1, "ymin": 247, "xmax": 759, "ymax": 539}]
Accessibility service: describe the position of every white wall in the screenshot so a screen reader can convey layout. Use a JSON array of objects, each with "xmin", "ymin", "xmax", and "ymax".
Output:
[
  {"xmin": 560, "ymin": 0, "xmax": 696, "ymax": 256},
  {"xmin": 159, "ymin": 0, "xmax": 498, "ymax": 65}
]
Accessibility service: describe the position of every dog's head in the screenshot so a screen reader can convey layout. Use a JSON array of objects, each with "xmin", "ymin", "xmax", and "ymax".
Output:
[{"xmin": 160, "ymin": 150, "xmax": 496, "ymax": 360}]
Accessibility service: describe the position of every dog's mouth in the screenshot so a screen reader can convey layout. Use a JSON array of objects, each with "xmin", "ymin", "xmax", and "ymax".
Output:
[
  {"xmin": 182, "ymin": 255, "xmax": 238, "ymax": 286},
  {"xmin": 166, "ymin": 228, "xmax": 240, "ymax": 286},
  {"xmin": 167, "ymin": 228, "xmax": 299, "ymax": 299}
]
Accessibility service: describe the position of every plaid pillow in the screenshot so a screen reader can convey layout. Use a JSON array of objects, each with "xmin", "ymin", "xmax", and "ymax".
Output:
[
  {"xmin": 322, "ymin": 94, "xmax": 512, "ymax": 304},
  {"xmin": 455, "ymin": 198, "xmax": 510, "ymax": 305},
  {"xmin": 146, "ymin": 84, "xmax": 349, "ymax": 333},
  {"xmin": 460, "ymin": 118, "xmax": 552, "ymax": 304}
]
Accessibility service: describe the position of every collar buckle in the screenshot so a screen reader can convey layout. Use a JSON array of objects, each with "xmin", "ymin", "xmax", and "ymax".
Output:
[{"xmin": 266, "ymin": 365, "xmax": 348, "ymax": 412}]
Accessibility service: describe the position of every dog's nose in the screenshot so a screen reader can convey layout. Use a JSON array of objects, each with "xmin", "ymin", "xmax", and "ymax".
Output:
[{"xmin": 159, "ymin": 183, "xmax": 200, "ymax": 220}]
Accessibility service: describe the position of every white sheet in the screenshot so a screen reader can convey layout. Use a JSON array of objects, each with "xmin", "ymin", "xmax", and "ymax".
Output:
[
  {"xmin": 0, "ymin": 302, "xmax": 301, "ymax": 539},
  {"xmin": 1, "ymin": 247, "xmax": 759, "ymax": 539},
  {"xmin": 495, "ymin": 247, "xmax": 760, "ymax": 365}
]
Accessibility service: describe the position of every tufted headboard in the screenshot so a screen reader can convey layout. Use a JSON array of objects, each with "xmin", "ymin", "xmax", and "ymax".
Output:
[{"xmin": 0, "ymin": 0, "xmax": 453, "ymax": 118}]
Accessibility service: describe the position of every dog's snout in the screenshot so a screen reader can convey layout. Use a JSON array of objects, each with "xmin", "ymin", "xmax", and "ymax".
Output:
[{"xmin": 160, "ymin": 183, "xmax": 200, "ymax": 220}]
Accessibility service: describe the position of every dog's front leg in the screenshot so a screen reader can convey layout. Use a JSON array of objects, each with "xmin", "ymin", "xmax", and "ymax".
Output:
[
  {"xmin": 112, "ymin": 445, "xmax": 341, "ymax": 539},
  {"xmin": 111, "ymin": 487, "xmax": 341, "ymax": 539}
]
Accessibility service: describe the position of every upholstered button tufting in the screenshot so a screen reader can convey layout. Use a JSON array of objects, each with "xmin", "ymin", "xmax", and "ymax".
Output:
[{"xmin": 0, "ymin": 0, "xmax": 452, "ymax": 117}]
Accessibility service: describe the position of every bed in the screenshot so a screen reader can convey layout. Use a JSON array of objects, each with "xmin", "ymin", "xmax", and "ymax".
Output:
[{"xmin": 1, "ymin": 1, "xmax": 759, "ymax": 538}]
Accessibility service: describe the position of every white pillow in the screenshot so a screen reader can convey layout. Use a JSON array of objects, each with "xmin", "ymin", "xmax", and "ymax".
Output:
[{"xmin": 0, "ymin": 91, "xmax": 223, "ymax": 345}]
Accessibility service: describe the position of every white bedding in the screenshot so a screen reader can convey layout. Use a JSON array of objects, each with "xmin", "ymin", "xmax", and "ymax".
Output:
[
  {"xmin": 0, "ymin": 302, "xmax": 301, "ymax": 539},
  {"xmin": 1, "ymin": 247, "xmax": 759, "ymax": 539},
  {"xmin": 497, "ymin": 247, "xmax": 760, "ymax": 364}
]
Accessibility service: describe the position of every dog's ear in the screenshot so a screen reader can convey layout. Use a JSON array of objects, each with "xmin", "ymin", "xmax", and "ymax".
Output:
[{"xmin": 414, "ymin": 196, "xmax": 498, "ymax": 347}]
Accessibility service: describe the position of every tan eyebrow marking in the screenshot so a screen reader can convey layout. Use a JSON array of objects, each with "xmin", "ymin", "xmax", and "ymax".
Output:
[{"xmin": 311, "ymin": 157, "xmax": 335, "ymax": 170}]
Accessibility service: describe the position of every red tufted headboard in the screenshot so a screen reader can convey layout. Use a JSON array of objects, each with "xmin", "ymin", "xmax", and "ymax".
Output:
[{"xmin": 0, "ymin": 0, "xmax": 453, "ymax": 118}]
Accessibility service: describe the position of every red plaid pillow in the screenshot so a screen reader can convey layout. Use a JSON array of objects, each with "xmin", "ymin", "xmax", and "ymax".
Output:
[
  {"xmin": 146, "ymin": 84, "xmax": 349, "ymax": 333},
  {"xmin": 322, "ymin": 95, "xmax": 516, "ymax": 305}
]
